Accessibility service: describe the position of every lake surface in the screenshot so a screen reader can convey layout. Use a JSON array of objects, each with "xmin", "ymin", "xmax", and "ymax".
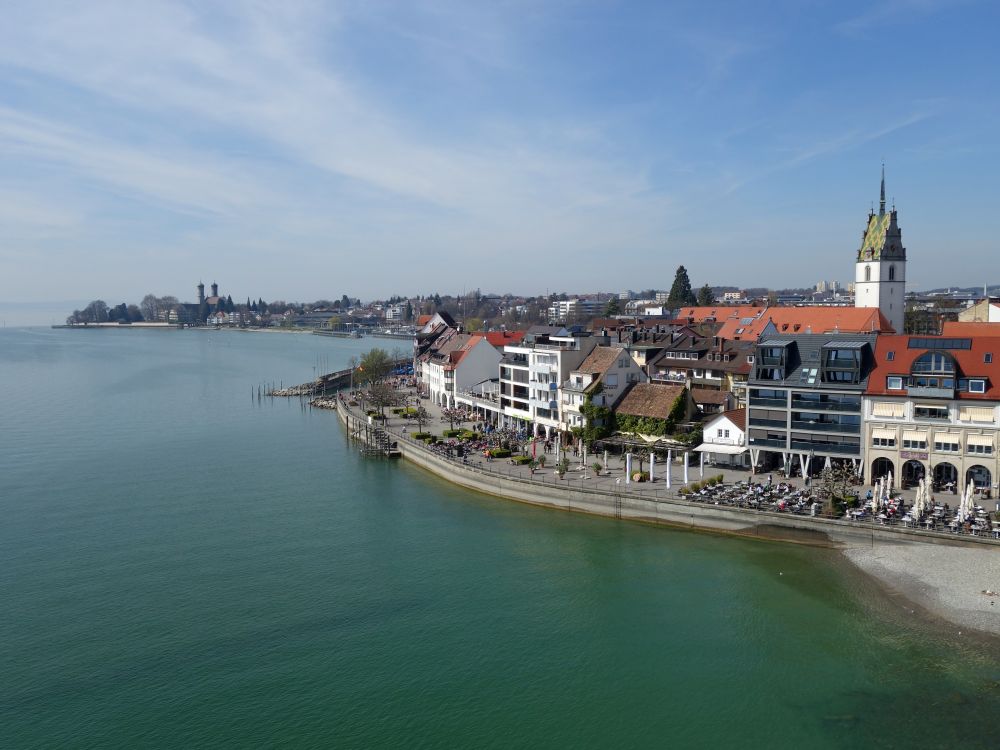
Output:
[{"xmin": 2, "ymin": 328, "xmax": 999, "ymax": 749}]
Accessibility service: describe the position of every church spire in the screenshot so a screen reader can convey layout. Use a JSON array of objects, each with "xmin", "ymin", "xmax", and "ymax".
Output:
[{"xmin": 879, "ymin": 162, "xmax": 886, "ymax": 215}]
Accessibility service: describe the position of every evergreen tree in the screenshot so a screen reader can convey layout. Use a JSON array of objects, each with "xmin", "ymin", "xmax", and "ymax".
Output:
[
  {"xmin": 226, "ymin": 294, "xmax": 234, "ymax": 313},
  {"xmin": 666, "ymin": 266, "xmax": 697, "ymax": 308},
  {"xmin": 604, "ymin": 297, "xmax": 621, "ymax": 316},
  {"xmin": 696, "ymin": 284, "xmax": 715, "ymax": 306}
]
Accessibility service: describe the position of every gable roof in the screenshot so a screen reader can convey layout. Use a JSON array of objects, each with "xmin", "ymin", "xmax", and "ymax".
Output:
[
  {"xmin": 705, "ymin": 407, "xmax": 746, "ymax": 431},
  {"xmin": 615, "ymin": 383, "xmax": 684, "ymax": 419},
  {"xmin": 573, "ymin": 346, "xmax": 624, "ymax": 377}
]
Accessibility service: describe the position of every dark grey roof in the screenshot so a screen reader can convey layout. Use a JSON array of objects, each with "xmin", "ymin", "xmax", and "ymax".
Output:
[{"xmin": 749, "ymin": 333, "xmax": 878, "ymax": 390}]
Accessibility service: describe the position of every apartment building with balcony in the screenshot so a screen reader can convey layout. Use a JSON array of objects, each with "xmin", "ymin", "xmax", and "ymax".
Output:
[
  {"xmin": 499, "ymin": 325, "xmax": 603, "ymax": 437},
  {"xmin": 425, "ymin": 331, "xmax": 524, "ymax": 409},
  {"xmin": 746, "ymin": 333, "xmax": 878, "ymax": 476},
  {"xmin": 863, "ymin": 334, "xmax": 1000, "ymax": 494}
]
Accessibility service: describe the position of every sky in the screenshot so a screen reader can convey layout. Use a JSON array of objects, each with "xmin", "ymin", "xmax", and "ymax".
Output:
[{"xmin": 1, "ymin": 0, "xmax": 998, "ymax": 323}]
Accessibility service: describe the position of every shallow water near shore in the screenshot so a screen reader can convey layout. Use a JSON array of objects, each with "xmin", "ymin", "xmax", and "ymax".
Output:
[{"xmin": 2, "ymin": 328, "xmax": 999, "ymax": 749}]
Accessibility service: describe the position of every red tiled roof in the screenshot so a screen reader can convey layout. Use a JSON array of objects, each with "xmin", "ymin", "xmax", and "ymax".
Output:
[
  {"xmin": 720, "ymin": 407, "xmax": 746, "ymax": 430},
  {"xmin": 715, "ymin": 306, "xmax": 893, "ymax": 340},
  {"xmin": 866, "ymin": 334, "xmax": 1000, "ymax": 399},
  {"xmin": 416, "ymin": 314, "xmax": 433, "ymax": 326},
  {"xmin": 480, "ymin": 330, "xmax": 525, "ymax": 347},
  {"xmin": 940, "ymin": 321, "xmax": 1000, "ymax": 336}
]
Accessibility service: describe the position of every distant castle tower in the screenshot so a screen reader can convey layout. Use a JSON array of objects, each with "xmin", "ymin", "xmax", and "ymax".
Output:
[
  {"xmin": 197, "ymin": 281, "xmax": 205, "ymax": 305},
  {"xmin": 854, "ymin": 165, "xmax": 906, "ymax": 332},
  {"xmin": 211, "ymin": 281, "xmax": 219, "ymax": 298}
]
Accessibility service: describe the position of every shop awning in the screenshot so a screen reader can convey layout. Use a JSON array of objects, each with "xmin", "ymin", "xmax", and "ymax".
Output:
[
  {"xmin": 695, "ymin": 443, "xmax": 748, "ymax": 454},
  {"xmin": 871, "ymin": 401, "xmax": 904, "ymax": 418},
  {"xmin": 967, "ymin": 434, "xmax": 995, "ymax": 447},
  {"xmin": 902, "ymin": 430, "xmax": 928, "ymax": 443},
  {"xmin": 871, "ymin": 428, "xmax": 897, "ymax": 440}
]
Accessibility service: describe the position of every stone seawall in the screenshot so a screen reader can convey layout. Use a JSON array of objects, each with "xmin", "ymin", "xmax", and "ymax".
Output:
[{"xmin": 335, "ymin": 400, "xmax": 1000, "ymax": 550}]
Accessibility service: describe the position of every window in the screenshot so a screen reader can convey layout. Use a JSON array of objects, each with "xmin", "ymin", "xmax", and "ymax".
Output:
[
  {"xmin": 887, "ymin": 376, "xmax": 904, "ymax": 390},
  {"xmin": 889, "ymin": 264, "xmax": 896, "ymax": 281},
  {"xmin": 618, "ymin": 357, "xmax": 626, "ymax": 368},
  {"xmin": 886, "ymin": 351, "xmax": 895, "ymax": 361},
  {"xmin": 724, "ymin": 429, "xmax": 730, "ymax": 438},
  {"xmin": 968, "ymin": 444, "xmax": 994, "ymax": 455},
  {"xmin": 865, "ymin": 265, "xmax": 871, "ymax": 282},
  {"xmin": 914, "ymin": 405, "xmax": 949, "ymax": 420},
  {"xmin": 873, "ymin": 437, "xmax": 896, "ymax": 447},
  {"xmin": 903, "ymin": 437, "xmax": 927, "ymax": 450},
  {"xmin": 934, "ymin": 440, "xmax": 959, "ymax": 452},
  {"xmin": 969, "ymin": 379, "xmax": 986, "ymax": 393},
  {"xmin": 986, "ymin": 353, "xmax": 993, "ymax": 364},
  {"xmin": 912, "ymin": 352, "xmax": 956, "ymax": 374},
  {"xmin": 717, "ymin": 428, "xmax": 724, "ymax": 437},
  {"xmin": 606, "ymin": 373, "xmax": 618, "ymax": 387}
]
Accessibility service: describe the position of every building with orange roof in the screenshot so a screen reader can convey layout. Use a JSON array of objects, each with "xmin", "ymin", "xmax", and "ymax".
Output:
[{"xmin": 863, "ymin": 333, "xmax": 1000, "ymax": 492}]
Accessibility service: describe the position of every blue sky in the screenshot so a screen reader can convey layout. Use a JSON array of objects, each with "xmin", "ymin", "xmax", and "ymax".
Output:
[{"xmin": 1, "ymin": 0, "xmax": 998, "ymax": 320}]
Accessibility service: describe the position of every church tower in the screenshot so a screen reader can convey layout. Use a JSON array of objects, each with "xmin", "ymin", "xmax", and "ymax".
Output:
[{"xmin": 854, "ymin": 165, "xmax": 906, "ymax": 332}]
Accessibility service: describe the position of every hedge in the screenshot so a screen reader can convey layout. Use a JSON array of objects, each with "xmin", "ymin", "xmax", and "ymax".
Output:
[
  {"xmin": 488, "ymin": 448, "xmax": 511, "ymax": 458},
  {"xmin": 442, "ymin": 429, "xmax": 462, "ymax": 438},
  {"xmin": 511, "ymin": 455, "xmax": 533, "ymax": 465},
  {"xmin": 412, "ymin": 432, "xmax": 432, "ymax": 440}
]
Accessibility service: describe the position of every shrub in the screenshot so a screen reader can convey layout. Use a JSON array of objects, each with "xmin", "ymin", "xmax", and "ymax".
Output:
[
  {"xmin": 443, "ymin": 429, "xmax": 462, "ymax": 438},
  {"xmin": 511, "ymin": 455, "xmax": 533, "ymax": 466},
  {"xmin": 459, "ymin": 430, "xmax": 480, "ymax": 440},
  {"xmin": 715, "ymin": 474, "xmax": 724, "ymax": 484},
  {"xmin": 679, "ymin": 486, "xmax": 691, "ymax": 495},
  {"xmin": 690, "ymin": 481, "xmax": 702, "ymax": 491},
  {"xmin": 632, "ymin": 471, "xmax": 649, "ymax": 482},
  {"xmin": 592, "ymin": 462, "xmax": 603, "ymax": 475},
  {"xmin": 391, "ymin": 407, "xmax": 404, "ymax": 415},
  {"xmin": 412, "ymin": 432, "xmax": 432, "ymax": 440},
  {"xmin": 490, "ymin": 448, "xmax": 512, "ymax": 458},
  {"xmin": 537, "ymin": 455, "xmax": 547, "ymax": 467}
]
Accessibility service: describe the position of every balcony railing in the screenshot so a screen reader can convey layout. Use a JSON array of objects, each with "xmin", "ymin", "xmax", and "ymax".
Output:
[
  {"xmin": 789, "ymin": 399, "xmax": 860, "ymax": 413},
  {"xmin": 908, "ymin": 386, "xmax": 955, "ymax": 399},
  {"xmin": 748, "ymin": 438, "xmax": 786, "ymax": 449},
  {"xmin": 748, "ymin": 418, "xmax": 785, "ymax": 428},
  {"xmin": 789, "ymin": 441, "xmax": 859, "ymax": 455},
  {"xmin": 749, "ymin": 397, "xmax": 786, "ymax": 408},
  {"xmin": 790, "ymin": 420, "xmax": 859, "ymax": 434}
]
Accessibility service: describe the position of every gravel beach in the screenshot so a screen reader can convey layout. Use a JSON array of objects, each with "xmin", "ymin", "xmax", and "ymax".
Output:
[{"xmin": 843, "ymin": 542, "xmax": 1000, "ymax": 636}]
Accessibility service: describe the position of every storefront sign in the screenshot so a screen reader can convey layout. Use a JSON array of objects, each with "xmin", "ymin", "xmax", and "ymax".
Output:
[{"xmin": 900, "ymin": 450, "xmax": 928, "ymax": 460}]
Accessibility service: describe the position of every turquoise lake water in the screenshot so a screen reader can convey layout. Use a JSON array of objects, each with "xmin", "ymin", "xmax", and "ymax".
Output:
[{"xmin": 2, "ymin": 328, "xmax": 999, "ymax": 749}]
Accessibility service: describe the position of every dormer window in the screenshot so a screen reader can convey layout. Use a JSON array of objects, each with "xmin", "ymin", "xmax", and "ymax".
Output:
[
  {"xmin": 987, "ymin": 353, "xmax": 994, "ymax": 364},
  {"xmin": 969, "ymin": 379, "xmax": 986, "ymax": 394},
  {"xmin": 886, "ymin": 351, "xmax": 895, "ymax": 361}
]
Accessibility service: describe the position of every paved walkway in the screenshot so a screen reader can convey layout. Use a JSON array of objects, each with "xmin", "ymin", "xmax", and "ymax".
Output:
[{"xmin": 344, "ymin": 386, "xmax": 995, "ymax": 513}]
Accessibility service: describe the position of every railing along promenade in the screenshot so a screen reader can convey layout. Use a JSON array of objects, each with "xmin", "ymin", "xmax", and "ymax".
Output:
[{"xmin": 334, "ymin": 395, "xmax": 1000, "ymax": 548}]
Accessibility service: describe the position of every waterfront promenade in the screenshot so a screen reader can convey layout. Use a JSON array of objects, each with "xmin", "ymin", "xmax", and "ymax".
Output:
[{"xmin": 333, "ymin": 388, "xmax": 1000, "ymax": 636}]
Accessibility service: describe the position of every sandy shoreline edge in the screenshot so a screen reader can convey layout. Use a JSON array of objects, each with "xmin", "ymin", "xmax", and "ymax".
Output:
[{"xmin": 841, "ymin": 542, "xmax": 1000, "ymax": 636}]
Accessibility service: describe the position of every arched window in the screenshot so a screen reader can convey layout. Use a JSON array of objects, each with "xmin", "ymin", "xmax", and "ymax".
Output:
[
  {"xmin": 912, "ymin": 352, "xmax": 956, "ymax": 374},
  {"xmin": 889, "ymin": 264, "xmax": 896, "ymax": 281},
  {"xmin": 865, "ymin": 265, "xmax": 871, "ymax": 282}
]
